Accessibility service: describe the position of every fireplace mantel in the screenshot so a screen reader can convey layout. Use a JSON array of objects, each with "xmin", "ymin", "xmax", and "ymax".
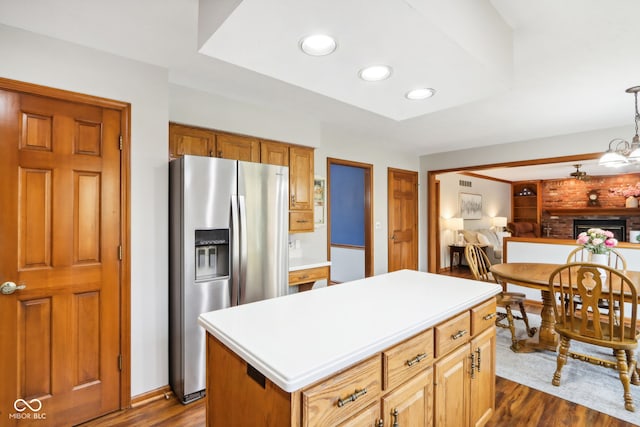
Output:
[{"xmin": 545, "ymin": 208, "xmax": 638, "ymax": 216}]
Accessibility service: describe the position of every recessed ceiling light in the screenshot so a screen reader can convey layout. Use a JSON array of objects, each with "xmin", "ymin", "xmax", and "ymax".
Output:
[
  {"xmin": 359, "ymin": 65, "xmax": 392, "ymax": 82},
  {"xmin": 405, "ymin": 88, "xmax": 436, "ymax": 100},
  {"xmin": 299, "ymin": 34, "xmax": 337, "ymax": 56}
]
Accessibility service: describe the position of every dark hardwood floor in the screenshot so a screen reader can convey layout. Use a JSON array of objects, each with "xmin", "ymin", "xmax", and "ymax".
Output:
[{"xmin": 79, "ymin": 266, "xmax": 636, "ymax": 427}]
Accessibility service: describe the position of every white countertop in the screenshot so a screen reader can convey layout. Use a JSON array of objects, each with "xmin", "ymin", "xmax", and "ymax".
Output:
[
  {"xmin": 288, "ymin": 257, "xmax": 331, "ymax": 271},
  {"xmin": 198, "ymin": 269, "xmax": 501, "ymax": 392}
]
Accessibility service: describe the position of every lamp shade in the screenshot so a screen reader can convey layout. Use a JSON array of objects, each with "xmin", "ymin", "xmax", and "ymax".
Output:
[
  {"xmin": 448, "ymin": 217, "xmax": 464, "ymax": 231},
  {"xmin": 493, "ymin": 217, "xmax": 507, "ymax": 228}
]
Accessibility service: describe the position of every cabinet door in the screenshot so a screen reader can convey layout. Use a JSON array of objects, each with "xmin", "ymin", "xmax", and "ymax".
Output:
[
  {"xmin": 470, "ymin": 328, "xmax": 496, "ymax": 427},
  {"xmin": 289, "ymin": 146, "xmax": 314, "ymax": 210},
  {"xmin": 261, "ymin": 140, "xmax": 289, "ymax": 166},
  {"xmin": 337, "ymin": 402, "xmax": 381, "ymax": 427},
  {"xmin": 169, "ymin": 123, "xmax": 216, "ymax": 159},
  {"xmin": 216, "ymin": 133, "xmax": 260, "ymax": 162},
  {"xmin": 382, "ymin": 368, "xmax": 433, "ymax": 427},
  {"xmin": 434, "ymin": 344, "xmax": 469, "ymax": 427}
]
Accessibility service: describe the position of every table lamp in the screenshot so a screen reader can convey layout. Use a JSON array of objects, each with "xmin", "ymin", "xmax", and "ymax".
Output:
[
  {"xmin": 448, "ymin": 217, "xmax": 464, "ymax": 245},
  {"xmin": 492, "ymin": 216, "xmax": 507, "ymax": 232}
]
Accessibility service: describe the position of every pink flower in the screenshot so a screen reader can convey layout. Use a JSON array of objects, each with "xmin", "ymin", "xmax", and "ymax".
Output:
[
  {"xmin": 605, "ymin": 238, "xmax": 618, "ymax": 247},
  {"xmin": 576, "ymin": 228, "xmax": 618, "ymax": 254},
  {"xmin": 576, "ymin": 234, "xmax": 589, "ymax": 245}
]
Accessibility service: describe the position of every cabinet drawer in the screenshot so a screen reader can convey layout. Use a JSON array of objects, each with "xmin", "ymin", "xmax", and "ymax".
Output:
[
  {"xmin": 289, "ymin": 211, "xmax": 314, "ymax": 232},
  {"xmin": 302, "ymin": 356, "xmax": 382, "ymax": 427},
  {"xmin": 289, "ymin": 266, "xmax": 329, "ymax": 286},
  {"xmin": 435, "ymin": 311, "xmax": 471, "ymax": 357},
  {"xmin": 383, "ymin": 328, "xmax": 434, "ymax": 391},
  {"xmin": 471, "ymin": 298, "xmax": 497, "ymax": 336}
]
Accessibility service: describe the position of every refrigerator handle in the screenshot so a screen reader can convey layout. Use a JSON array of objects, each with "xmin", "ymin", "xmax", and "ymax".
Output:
[
  {"xmin": 231, "ymin": 195, "xmax": 240, "ymax": 306},
  {"xmin": 238, "ymin": 195, "xmax": 248, "ymax": 304}
]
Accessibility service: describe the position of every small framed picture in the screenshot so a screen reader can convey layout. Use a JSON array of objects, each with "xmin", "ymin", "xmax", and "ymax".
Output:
[
  {"xmin": 314, "ymin": 177, "xmax": 325, "ymax": 226},
  {"xmin": 459, "ymin": 192, "xmax": 482, "ymax": 219}
]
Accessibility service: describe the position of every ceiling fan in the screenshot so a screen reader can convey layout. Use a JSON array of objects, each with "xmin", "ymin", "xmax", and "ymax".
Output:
[{"xmin": 570, "ymin": 164, "xmax": 588, "ymax": 180}]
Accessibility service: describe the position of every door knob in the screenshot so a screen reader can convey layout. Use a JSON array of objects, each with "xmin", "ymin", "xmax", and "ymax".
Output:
[{"xmin": 1, "ymin": 282, "xmax": 26, "ymax": 295}]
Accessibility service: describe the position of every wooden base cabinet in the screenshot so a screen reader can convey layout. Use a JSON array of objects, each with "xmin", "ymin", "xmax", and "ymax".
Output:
[
  {"xmin": 434, "ymin": 327, "xmax": 496, "ymax": 427},
  {"xmin": 205, "ymin": 298, "xmax": 496, "ymax": 427}
]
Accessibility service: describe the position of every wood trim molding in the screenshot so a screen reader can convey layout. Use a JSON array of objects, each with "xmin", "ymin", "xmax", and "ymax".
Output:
[
  {"xmin": 0, "ymin": 77, "xmax": 133, "ymax": 410},
  {"xmin": 326, "ymin": 157, "xmax": 374, "ymax": 277},
  {"xmin": 131, "ymin": 385, "xmax": 174, "ymax": 408},
  {"xmin": 460, "ymin": 171, "xmax": 512, "ymax": 184},
  {"xmin": 545, "ymin": 208, "xmax": 638, "ymax": 216},
  {"xmin": 428, "ymin": 172, "xmax": 439, "ymax": 272}
]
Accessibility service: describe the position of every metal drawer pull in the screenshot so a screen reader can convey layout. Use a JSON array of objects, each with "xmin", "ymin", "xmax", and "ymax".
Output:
[
  {"xmin": 392, "ymin": 408, "xmax": 399, "ymax": 427},
  {"xmin": 476, "ymin": 348, "xmax": 482, "ymax": 372},
  {"xmin": 451, "ymin": 329, "xmax": 468, "ymax": 340},
  {"xmin": 470, "ymin": 352, "xmax": 476, "ymax": 379},
  {"xmin": 337, "ymin": 388, "xmax": 367, "ymax": 407},
  {"xmin": 406, "ymin": 353, "xmax": 427, "ymax": 367},
  {"xmin": 483, "ymin": 312, "xmax": 497, "ymax": 320}
]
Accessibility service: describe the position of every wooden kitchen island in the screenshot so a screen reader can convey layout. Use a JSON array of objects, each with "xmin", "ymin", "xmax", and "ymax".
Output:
[{"xmin": 198, "ymin": 269, "xmax": 501, "ymax": 426}]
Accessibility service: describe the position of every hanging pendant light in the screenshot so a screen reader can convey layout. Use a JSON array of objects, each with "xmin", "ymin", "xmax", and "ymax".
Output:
[{"xmin": 599, "ymin": 86, "xmax": 640, "ymax": 167}]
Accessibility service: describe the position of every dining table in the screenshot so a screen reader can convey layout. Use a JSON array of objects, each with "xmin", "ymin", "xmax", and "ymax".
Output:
[{"xmin": 489, "ymin": 262, "xmax": 640, "ymax": 353}]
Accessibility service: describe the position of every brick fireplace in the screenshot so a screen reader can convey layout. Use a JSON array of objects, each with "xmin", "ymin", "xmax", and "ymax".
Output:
[
  {"xmin": 573, "ymin": 219, "xmax": 626, "ymax": 241},
  {"xmin": 539, "ymin": 172, "xmax": 640, "ymax": 242}
]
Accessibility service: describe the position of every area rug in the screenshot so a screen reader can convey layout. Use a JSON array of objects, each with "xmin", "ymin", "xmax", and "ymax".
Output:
[{"xmin": 495, "ymin": 314, "xmax": 640, "ymax": 425}]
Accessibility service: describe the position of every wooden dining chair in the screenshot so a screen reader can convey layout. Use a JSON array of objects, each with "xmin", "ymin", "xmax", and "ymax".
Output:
[
  {"xmin": 565, "ymin": 247, "xmax": 627, "ymax": 324},
  {"xmin": 548, "ymin": 262, "xmax": 639, "ymax": 412},
  {"xmin": 464, "ymin": 244, "xmax": 536, "ymax": 352}
]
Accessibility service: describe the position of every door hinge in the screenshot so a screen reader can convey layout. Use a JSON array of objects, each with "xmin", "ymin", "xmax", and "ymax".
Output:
[
  {"xmin": 118, "ymin": 354, "xmax": 123, "ymax": 371},
  {"xmin": 119, "ymin": 135, "xmax": 123, "ymax": 150},
  {"xmin": 118, "ymin": 245, "xmax": 123, "ymax": 261}
]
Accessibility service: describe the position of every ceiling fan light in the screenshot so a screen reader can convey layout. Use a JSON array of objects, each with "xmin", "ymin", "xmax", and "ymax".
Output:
[
  {"xmin": 359, "ymin": 65, "xmax": 392, "ymax": 82},
  {"xmin": 598, "ymin": 150, "xmax": 628, "ymax": 167},
  {"xmin": 299, "ymin": 34, "xmax": 337, "ymax": 56}
]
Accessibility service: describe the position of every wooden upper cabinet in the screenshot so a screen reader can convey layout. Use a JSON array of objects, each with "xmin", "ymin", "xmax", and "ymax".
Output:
[
  {"xmin": 289, "ymin": 146, "xmax": 314, "ymax": 211},
  {"xmin": 169, "ymin": 123, "xmax": 216, "ymax": 159},
  {"xmin": 260, "ymin": 140, "xmax": 289, "ymax": 166},
  {"xmin": 216, "ymin": 133, "xmax": 260, "ymax": 162}
]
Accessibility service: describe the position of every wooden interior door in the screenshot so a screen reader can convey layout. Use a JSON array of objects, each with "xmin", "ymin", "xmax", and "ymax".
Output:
[
  {"xmin": 0, "ymin": 89, "xmax": 122, "ymax": 425},
  {"xmin": 388, "ymin": 168, "xmax": 418, "ymax": 271}
]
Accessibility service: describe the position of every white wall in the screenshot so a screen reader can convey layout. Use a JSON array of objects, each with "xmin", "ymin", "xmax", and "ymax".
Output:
[
  {"xmin": 330, "ymin": 247, "xmax": 365, "ymax": 282},
  {"xmin": 419, "ymin": 126, "xmax": 631, "ymax": 271},
  {"xmin": 0, "ymin": 25, "xmax": 169, "ymax": 396},
  {"xmin": 438, "ymin": 172, "xmax": 510, "ymax": 268}
]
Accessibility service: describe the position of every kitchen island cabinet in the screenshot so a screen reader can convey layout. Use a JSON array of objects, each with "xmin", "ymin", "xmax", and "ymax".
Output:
[{"xmin": 199, "ymin": 269, "xmax": 501, "ymax": 426}]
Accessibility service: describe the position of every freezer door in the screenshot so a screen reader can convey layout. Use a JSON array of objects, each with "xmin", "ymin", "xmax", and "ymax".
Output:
[
  {"xmin": 170, "ymin": 155, "xmax": 236, "ymax": 402},
  {"xmin": 237, "ymin": 161, "xmax": 289, "ymax": 304}
]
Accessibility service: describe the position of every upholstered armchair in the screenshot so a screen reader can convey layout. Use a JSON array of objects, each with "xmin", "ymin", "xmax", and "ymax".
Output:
[
  {"xmin": 507, "ymin": 221, "xmax": 540, "ymax": 238},
  {"xmin": 460, "ymin": 229, "xmax": 504, "ymax": 264}
]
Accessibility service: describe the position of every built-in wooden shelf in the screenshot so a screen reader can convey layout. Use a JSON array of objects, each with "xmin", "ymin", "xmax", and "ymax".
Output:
[{"xmin": 545, "ymin": 208, "xmax": 638, "ymax": 216}]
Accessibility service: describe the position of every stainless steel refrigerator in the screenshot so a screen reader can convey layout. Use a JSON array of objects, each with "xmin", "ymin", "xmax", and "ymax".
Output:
[{"xmin": 169, "ymin": 155, "xmax": 289, "ymax": 403}]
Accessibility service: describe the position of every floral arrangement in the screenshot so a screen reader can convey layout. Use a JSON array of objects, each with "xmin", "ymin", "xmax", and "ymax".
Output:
[
  {"xmin": 610, "ymin": 182, "xmax": 640, "ymax": 198},
  {"xmin": 576, "ymin": 228, "xmax": 618, "ymax": 254}
]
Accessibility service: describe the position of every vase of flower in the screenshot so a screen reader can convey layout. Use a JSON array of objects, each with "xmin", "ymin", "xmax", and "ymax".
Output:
[
  {"xmin": 625, "ymin": 196, "xmax": 638, "ymax": 208},
  {"xmin": 576, "ymin": 228, "xmax": 618, "ymax": 284},
  {"xmin": 590, "ymin": 253, "xmax": 608, "ymax": 265}
]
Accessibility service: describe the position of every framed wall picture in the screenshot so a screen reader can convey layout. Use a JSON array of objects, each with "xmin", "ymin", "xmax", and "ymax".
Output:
[
  {"xmin": 459, "ymin": 192, "xmax": 482, "ymax": 219},
  {"xmin": 314, "ymin": 177, "xmax": 325, "ymax": 226}
]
